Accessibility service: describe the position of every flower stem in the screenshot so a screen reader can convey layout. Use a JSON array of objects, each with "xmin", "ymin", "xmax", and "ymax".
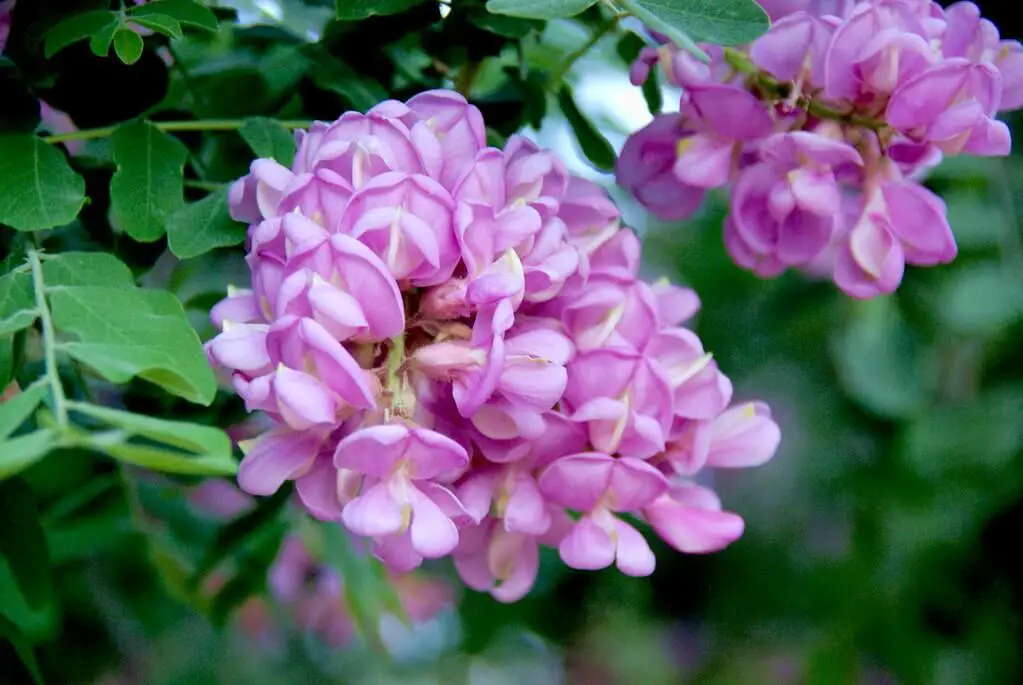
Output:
[
  {"xmin": 42, "ymin": 118, "xmax": 315, "ymax": 145},
  {"xmin": 722, "ymin": 47, "xmax": 887, "ymax": 131},
  {"xmin": 385, "ymin": 334, "xmax": 406, "ymax": 418},
  {"xmin": 28, "ymin": 250, "xmax": 68, "ymax": 427},
  {"xmin": 548, "ymin": 15, "xmax": 620, "ymax": 89}
]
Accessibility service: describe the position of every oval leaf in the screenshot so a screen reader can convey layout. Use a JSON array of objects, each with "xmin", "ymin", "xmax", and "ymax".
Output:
[
  {"xmin": 239, "ymin": 117, "xmax": 297, "ymax": 166},
  {"xmin": 44, "ymin": 10, "xmax": 118, "ymax": 58},
  {"xmin": 113, "ymin": 27, "xmax": 144, "ymax": 65},
  {"xmin": 41, "ymin": 252, "xmax": 135, "ymax": 289},
  {"xmin": 557, "ymin": 85, "xmax": 617, "ymax": 172},
  {"xmin": 166, "ymin": 187, "xmax": 246, "ymax": 259},
  {"xmin": 486, "ymin": 0, "xmax": 597, "ymax": 19},
  {"xmin": 130, "ymin": 13, "xmax": 184, "ymax": 39},
  {"xmin": 0, "ymin": 135, "xmax": 86, "ymax": 231},
  {"xmin": 622, "ymin": 0, "xmax": 769, "ymax": 47},
  {"xmin": 130, "ymin": 0, "xmax": 219, "ymax": 31},
  {"xmin": 109, "ymin": 120, "xmax": 188, "ymax": 242}
]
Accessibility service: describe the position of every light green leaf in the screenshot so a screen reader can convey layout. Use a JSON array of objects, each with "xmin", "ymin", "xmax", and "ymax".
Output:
[
  {"xmin": 130, "ymin": 13, "xmax": 184, "ymax": 39},
  {"xmin": 130, "ymin": 0, "xmax": 219, "ymax": 31},
  {"xmin": 89, "ymin": 18, "xmax": 120, "ymax": 57},
  {"xmin": 557, "ymin": 85, "xmax": 617, "ymax": 172},
  {"xmin": 69, "ymin": 403, "xmax": 236, "ymax": 476},
  {"xmin": 0, "ymin": 479, "xmax": 54, "ymax": 613},
  {"xmin": 41, "ymin": 252, "xmax": 135, "ymax": 289},
  {"xmin": 336, "ymin": 0, "xmax": 428, "ymax": 20},
  {"xmin": 166, "ymin": 187, "xmax": 246, "ymax": 259},
  {"xmin": 113, "ymin": 27, "xmax": 145, "ymax": 65},
  {"xmin": 109, "ymin": 120, "xmax": 188, "ymax": 242},
  {"xmin": 0, "ymin": 615, "xmax": 45, "ymax": 685},
  {"xmin": 44, "ymin": 10, "xmax": 119, "ymax": 58},
  {"xmin": 0, "ymin": 135, "xmax": 87, "ymax": 231},
  {"xmin": 622, "ymin": 0, "xmax": 769, "ymax": 46},
  {"xmin": 0, "ymin": 271, "xmax": 37, "ymax": 338},
  {"xmin": 47, "ymin": 286, "xmax": 217, "ymax": 405},
  {"xmin": 486, "ymin": 0, "xmax": 597, "ymax": 19},
  {"xmin": 939, "ymin": 264, "xmax": 1023, "ymax": 335},
  {"xmin": 618, "ymin": 0, "xmax": 707, "ymax": 60},
  {"xmin": 0, "ymin": 430, "xmax": 59, "ymax": 481},
  {"xmin": 0, "ymin": 382, "xmax": 49, "ymax": 442},
  {"xmin": 831, "ymin": 298, "xmax": 932, "ymax": 419},
  {"xmin": 239, "ymin": 117, "xmax": 297, "ymax": 166}
]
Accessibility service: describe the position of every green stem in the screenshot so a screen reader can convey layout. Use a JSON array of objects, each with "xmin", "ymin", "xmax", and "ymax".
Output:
[
  {"xmin": 42, "ymin": 118, "xmax": 315, "ymax": 145},
  {"xmin": 28, "ymin": 250, "xmax": 68, "ymax": 428},
  {"xmin": 722, "ymin": 47, "xmax": 886, "ymax": 131},
  {"xmin": 548, "ymin": 16, "xmax": 620, "ymax": 89}
]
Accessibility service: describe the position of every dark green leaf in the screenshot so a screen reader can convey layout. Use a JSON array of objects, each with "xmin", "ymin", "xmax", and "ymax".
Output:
[
  {"xmin": 557, "ymin": 85, "xmax": 616, "ymax": 172},
  {"xmin": 88, "ymin": 19, "xmax": 120, "ymax": 57},
  {"xmin": 0, "ymin": 271, "xmax": 36, "ymax": 338},
  {"xmin": 166, "ymin": 187, "xmax": 246, "ymax": 259},
  {"xmin": 69, "ymin": 402, "xmax": 236, "ymax": 475},
  {"xmin": 0, "ymin": 615, "xmax": 44, "ymax": 685},
  {"xmin": 239, "ymin": 117, "xmax": 297, "ymax": 166},
  {"xmin": 0, "ymin": 135, "xmax": 87, "ymax": 231},
  {"xmin": 130, "ymin": 0, "xmax": 219, "ymax": 31},
  {"xmin": 621, "ymin": 0, "xmax": 769, "ymax": 47},
  {"xmin": 109, "ymin": 120, "xmax": 188, "ymax": 242},
  {"xmin": 190, "ymin": 487, "xmax": 291, "ymax": 587},
  {"xmin": 486, "ymin": 0, "xmax": 597, "ymax": 19},
  {"xmin": 0, "ymin": 430, "xmax": 59, "ymax": 481},
  {"xmin": 642, "ymin": 66, "xmax": 663, "ymax": 114},
  {"xmin": 41, "ymin": 252, "xmax": 135, "ymax": 289},
  {"xmin": 305, "ymin": 47, "xmax": 388, "ymax": 112},
  {"xmin": 469, "ymin": 11, "xmax": 543, "ymax": 38},
  {"xmin": 47, "ymin": 286, "xmax": 217, "ymax": 405},
  {"xmin": 336, "ymin": 0, "xmax": 427, "ymax": 20},
  {"xmin": 208, "ymin": 522, "xmax": 285, "ymax": 626},
  {"xmin": 0, "ymin": 382, "xmax": 49, "ymax": 442},
  {"xmin": 831, "ymin": 298, "xmax": 932, "ymax": 419},
  {"xmin": 130, "ymin": 14, "xmax": 184, "ymax": 40},
  {"xmin": 113, "ymin": 27, "xmax": 145, "ymax": 66},
  {"xmin": 44, "ymin": 10, "xmax": 119, "ymax": 58},
  {"xmin": 0, "ymin": 479, "xmax": 53, "ymax": 612}
]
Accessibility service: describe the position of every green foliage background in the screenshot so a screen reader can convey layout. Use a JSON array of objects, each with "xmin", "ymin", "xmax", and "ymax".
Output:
[{"xmin": 1, "ymin": 1, "xmax": 1021, "ymax": 683}]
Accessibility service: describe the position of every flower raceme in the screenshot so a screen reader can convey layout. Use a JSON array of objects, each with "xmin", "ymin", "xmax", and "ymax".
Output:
[
  {"xmin": 619, "ymin": 0, "xmax": 1023, "ymax": 298},
  {"xmin": 207, "ymin": 89, "xmax": 780, "ymax": 603}
]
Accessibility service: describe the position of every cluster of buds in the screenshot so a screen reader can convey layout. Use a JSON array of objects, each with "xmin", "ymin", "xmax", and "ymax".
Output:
[
  {"xmin": 206, "ymin": 89, "xmax": 780, "ymax": 602},
  {"xmin": 619, "ymin": 0, "xmax": 1023, "ymax": 297}
]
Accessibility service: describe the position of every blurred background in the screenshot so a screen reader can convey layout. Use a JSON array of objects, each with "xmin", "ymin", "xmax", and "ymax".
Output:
[{"xmin": 2, "ymin": 0, "xmax": 1022, "ymax": 683}]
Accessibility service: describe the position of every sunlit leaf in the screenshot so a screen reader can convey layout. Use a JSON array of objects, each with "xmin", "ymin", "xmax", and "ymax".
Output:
[
  {"xmin": 0, "ymin": 270, "xmax": 36, "ymax": 338},
  {"xmin": 166, "ymin": 187, "xmax": 246, "ymax": 259},
  {"xmin": 113, "ymin": 27, "xmax": 145, "ymax": 66},
  {"xmin": 40, "ymin": 252, "xmax": 135, "ymax": 289},
  {"xmin": 621, "ymin": 0, "xmax": 769, "ymax": 46},
  {"xmin": 0, "ymin": 135, "xmax": 86, "ymax": 231},
  {"xmin": 0, "ymin": 382, "xmax": 49, "ymax": 442},
  {"xmin": 0, "ymin": 430, "xmax": 59, "ymax": 481},
  {"xmin": 239, "ymin": 117, "xmax": 296, "ymax": 167}
]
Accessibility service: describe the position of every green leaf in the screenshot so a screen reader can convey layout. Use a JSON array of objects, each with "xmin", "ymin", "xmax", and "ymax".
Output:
[
  {"xmin": 166, "ymin": 187, "xmax": 246, "ymax": 259},
  {"xmin": 618, "ymin": 0, "xmax": 708, "ymax": 61},
  {"xmin": 470, "ymin": 11, "xmax": 544, "ymax": 38},
  {"xmin": 239, "ymin": 117, "xmax": 297, "ymax": 166},
  {"xmin": 89, "ymin": 18, "xmax": 120, "ymax": 57},
  {"xmin": 485, "ymin": 0, "xmax": 597, "ymax": 20},
  {"xmin": 208, "ymin": 522, "xmax": 285, "ymax": 626},
  {"xmin": 0, "ymin": 135, "xmax": 87, "ymax": 231},
  {"xmin": 0, "ymin": 271, "xmax": 37, "ymax": 338},
  {"xmin": 130, "ymin": 13, "xmax": 184, "ymax": 40},
  {"xmin": 642, "ymin": 66, "xmax": 664, "ymax": 115},
  {"xmin": 130, "ymin": 0, "xmax": 219, "ymax": 31},
  {"xmin": 109, "ymin": 120, "xmax": 188, "ymax": 242},
  {"xmin": 0, "ymin": 430, "xmax": 59, "ymax": 481},
  {"xmin": 831, "ymin": 298, "xmax": 932, "ymax": 419},
  {"xmin": 938, "ymin": 264, "xmax": 1023, "ymax": 336},
  {"xmin": 41, "ymin": 252, "xmax": 135, "ymax": 289},
  {"xmin": 113, "ymin": 27, "xmax": 145, "ymax": 65},
  {"xmin": 336, "ymin": 0, "xmax": 427, "ymax": 20},
  {"xmin": 47, "ymin": 286, "xmax": 217, "ymax": 405},
  {"xmin": 0, "ymin": 615, "xmax": 45, "ymax": 685},
  {"xmin": 44, "ymin": 10, "xmax": 119, "ymax": 58},
  {"xmin": 69, "ymin": 403, "xmax": 235, "ymax": 475},
  {"xmin": 305, "ymin": 46, "xmax": 388, "ymax": 112},
  {"xmin": 0, "ymin": 479, "xmax": 53, "ymax": 613},
  {"xmin": 621, "ymin": 0, "xmax": 769, "ymax": 47},
  {"xmin": 190, "ymin": 487, "xmax": 291, "ymax": 587},
  {"xmin": 0, "ymin": 382, "xmax": 49, "ymax": 442},
  {"xmin": 557, "ymin": 85, "xmax": 617, "ymax": 172}
]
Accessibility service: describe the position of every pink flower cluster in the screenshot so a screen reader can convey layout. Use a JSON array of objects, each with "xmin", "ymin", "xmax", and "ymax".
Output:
[
  {"xmin": 207, "ymin": 89, "xmax": 780, "ymax": 603},
  {"xmin": 620, "ymin": 0, "xmax": 1023, "ymax": 298}
]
